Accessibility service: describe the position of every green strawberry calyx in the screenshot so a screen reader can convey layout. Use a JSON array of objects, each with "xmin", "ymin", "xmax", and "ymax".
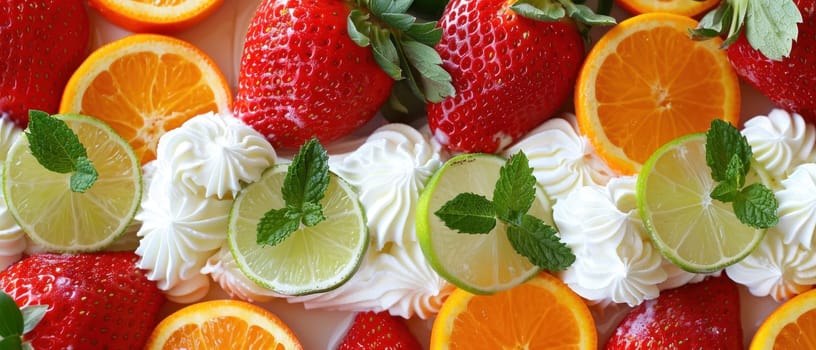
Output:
[
  {"xmin": 0, "ymin": 290, "xmax": 47, "ymax": 350},
  {"xmin": 510, "ymin": 0, "xmax": 617, "ymax": 37},
  {"xmin": 691, "ymin": 0, "xmax": 803, "ymax": 61}
]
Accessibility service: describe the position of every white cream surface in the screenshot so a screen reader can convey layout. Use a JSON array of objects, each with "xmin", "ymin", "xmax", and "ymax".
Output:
[
  {"xmin": 776, "ymin": 163, "xmax": 816, "ymax": 248},
  {"xmin": 742, "ymin": 109, "xmax": 816, "ymax": 181},
  {"xmin": 0, "ymin": 115, "xmax": 23, "ymax": 270}
]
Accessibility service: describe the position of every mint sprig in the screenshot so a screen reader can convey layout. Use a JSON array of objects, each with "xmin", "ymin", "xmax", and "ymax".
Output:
[
  {"xmin": 435, "ymin": 152, "xmax": 575, "ymax": 271},
  {"xmin": 256, "ymin": 138, "xmax": 329, "ymax": 246},
  {"xmin": 0, "ymin": 290, "xmax": 47, "ymax": 350},
  {"xmin": 706, "ymin": 119, "xmax": 778, "ymax": 229},
  {"xmin": 691, "ymin": 0, "xmax": 802, "ymax": 60},
  {"xmin": 26, "ymin": 110, "xmax": 98, "ymax": 193}
]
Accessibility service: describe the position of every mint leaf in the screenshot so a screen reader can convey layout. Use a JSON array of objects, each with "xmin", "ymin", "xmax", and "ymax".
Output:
[
  {"xmin": 282, "ymin": 138, "xmax": 329, "ymax": 214},
  {"xmin": 70, "ymin": 156, "xmax": 98, "ymax": 193},
  {"xmin": 507, "ymin": 215, "xmax": 575, "ymax": 271},
  {"xmin": 744, "ymin": 0, "xmax": 801, "ymax": 61},
  {"xmin": 257, "ymin": 208, "xmax": 300, "ymax": 246},
  {"xmin": 0, "ymin": 291, "xmax": 22, "ymax": 338},
  {"xmin": 435, "ymin": 193, "xmax": 496, "ymax": 234},
  {"xmin": 710, "ymin": 181, "xmax": 738, "ymax": 203},
  {"xmin": 493, "ymin": 151, "xmax": 536, "ymax": 225},
  {"xmin": 20, "ymin": 306, "xmax": 46, "ymax": 334},
  {"xmin": 725, "ymin": 154, "xmax": 746, "ymax": 188},
  {"xmin": 27, "ymin": 110, "xmax": 86, "ymax": 174},
  {"xmin": 706, "ymin": 119, "xmax": 751, "ymax": 182},
  {"xmin": 301, "ymin": 202, "xmax": 325, "ymax": 227},
  {"xmin": 734, "ymin": 183, "xmax": 779, "ymax": 229}
]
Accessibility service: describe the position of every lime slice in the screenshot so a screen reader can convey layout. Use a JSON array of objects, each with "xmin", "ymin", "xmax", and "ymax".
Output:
[
  {"xmin": 3, "ymin": 113, "xmax": 142, "ymax": 252},
  {"xmin": 636, "ymin": 133, "xmax": 769, "ymax": 273},
  {"xmin": 228, "ymin": 165, "xmax": 368, "ymax": 296},
  {"xmin": 417, "ymin": 153, "xmax": 554, "ymax": 294}
]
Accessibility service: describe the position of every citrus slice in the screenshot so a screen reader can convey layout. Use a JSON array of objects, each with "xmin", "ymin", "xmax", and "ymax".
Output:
[
  {"xmin": 431, "ymin": 272, "xmax": 596, "ymax": 349},
  {"xmin": 227, "ymin": 164, "xmax": 368, "ymax": 296},
  {"xmin": 416, "ymin": 153, "xmax": 553, "ymax": 294},
  {"xmin": 636, "ymin": 133, "xmax": 768, "ymax": 273},
  {"xmin": 88, "ymin": 0, "xmax": 224, "ymax": 33},
  {"xmin": 145, "ymin": 299, "xmax": 302, "ymax": 350},
  {"xmin": 3, "ymin": 113, "xmax": 141, "ymax": 252},
  {"xmin": 575, "ymin": 12, "xmax": 740, "ymax": 175},
  {"xmin": 60, "ymin": 34, "xmax": 232, "ymax": 164},
  {"xmin": 750, "ymin": 288, "xmax": 816, "ymax": 349},
  {"xmin": 615, "ymin": 0, "xmax": 720, "ymax": 17}
]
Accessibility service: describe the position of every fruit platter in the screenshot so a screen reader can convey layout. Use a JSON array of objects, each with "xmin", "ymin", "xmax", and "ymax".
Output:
[{"xmin": 1, "ymin": 0, "xmax": 815, "ymax": 349}]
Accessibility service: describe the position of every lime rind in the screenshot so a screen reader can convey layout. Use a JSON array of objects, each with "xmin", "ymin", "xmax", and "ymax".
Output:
[
  {"xmin": 228, "ymin": 164, "xmax": 368, "ymax": 296},
  {"xmin": 636, "ymin": 133, "xmax": 767, "ymax": 273},
  {"xmin": 2, "ymin": 113, "xmax": 142, "ymax": 252},
  {"xmin": 417, "ymin": 153, "xmax": 553, "ymax": 295}
]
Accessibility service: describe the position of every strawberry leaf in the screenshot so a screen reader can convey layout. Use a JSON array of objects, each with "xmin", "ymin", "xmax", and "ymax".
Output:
[
  {"xmin": 369, "ymin": 0, "xmax": 411, "ymax": 17},
  {"xmin": 20, "ymin": 306, "xmax": 46, "ymax": 335},
  {"xmin": 370, "ymin": 29, "xmax": 403, "ymax": 80},
  {"xmin": 381, "ymin": 13, "xmax": 414, "ymax": 30},
  {"xmin": 744, "ymin": 0, "xmax": 801, "ymax": 60},
  {"xmin": 347, "ymin": 10, "xmax": 372, "ymax": 47},
  {"xmin": 0, "ymin": 291, "xmax": 22, "ymax": 338},
  {"xmin": 0, "ymin": 335, "xmax": 22, "ymax": 350},
  {"xmin": 404, "ymin": 22, "xmax": 441, "ymax": 47},
  {"xmin": 400, "ymin": 40, "xmax": 454, "ymax": 102},
  {"xmin": 510, "ymin": 1, "xmax": 565, "ymax": 21}
]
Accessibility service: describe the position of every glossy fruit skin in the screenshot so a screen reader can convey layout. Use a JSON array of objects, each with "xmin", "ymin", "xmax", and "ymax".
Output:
[
  {"xmin": 0, "ymin": 0, "xmax": 90, "ymax": 127},
  {"xmin": 605, "ymin": 275, "xmax": 743, "ymax": 350},
  {"xmin": 427, "ymin": 0, "xmax": 585, "ymax": 153},
  {"xmin": 234, "ymin": 0, "xmax": 394, "ymax": 151},
  {"xmin": 337, "ymin": 311, "xmax": 422, "ymax": 350},
  {"xmin": 0, "ymin": 252, "xmax": 166, "ymax": 350},
  {"xmin": 727, "ymin": 0, "xmax": 816, "ymax": 123}
]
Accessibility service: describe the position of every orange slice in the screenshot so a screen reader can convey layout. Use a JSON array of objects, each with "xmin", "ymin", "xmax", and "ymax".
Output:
[
  {"xmin": 575, "ymin": 12, "xmax": 740, "ymax": 175},
  {"xmin": 60, "ymin": 34, "xmax": 232, "ymax": 164},
  {"xmin": 145, "ymin": 299, "xmax": 303, "ymax": 350},
  {"xmin": 615, "ymin": 0, "xmax": 720, "ymax": 17},
  {"xmin": 88, "ymin": 0, "xmax": 224, "ymax": 33},
  {"xmin": 431, "ymin": 273, "xmax": 597, "ymax": 349},
  {"xmin": 750, "ymin": 288, "xmax": 816, "ymax": 349}
]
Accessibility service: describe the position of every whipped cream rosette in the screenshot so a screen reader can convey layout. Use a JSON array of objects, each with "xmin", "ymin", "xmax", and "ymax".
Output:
[
  {"xmin": 727, "ymin": 227, "xmax": 816, "ymax": 302},
  {"xmin": 0, "ymin": 115, "xmax": 24, "ymax": 269},
  {"xmin": 742, "ymin": 109, "xmax": 816, "ymax": 181},
  {"xmin": 776, "ymin": 163, "xmax": 816, "ymax": 247},
  {"xmin": 505, "ymin": 114, "xmax": 614, "ymax": 203},
  {"xmin": 202, "ymin": 244, "xmax": 282, "ymax": 303},
  {"xmin": 556, "ymin": 177, "xmax": 666, "ymax": 307}
]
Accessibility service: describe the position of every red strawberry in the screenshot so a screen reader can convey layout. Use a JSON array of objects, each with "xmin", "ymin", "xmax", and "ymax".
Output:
[
  {"xmin": 0, "ymin": 252, "xmax": 166, "ymax": 350},
  {"xmin": 0, "ymin": 0, "xmax": 90, "ymax": 127},
  {"xmin": 426, "ymin": 0, "xmax": 612, "ymax": 153},
  {"xmin": 234, "ymin": 0, "xmax": 454, "ymax": 150},
  {"xmin": 337, "ymin": 311, "xmax": 422, "ymax": 350},
  {"xmin": 726, "ymin": 0, "xmax": 816, "ymax": 122},
  {"xmin": 605, "ymin": 275, "xmax": 743, "ymax": 349}
]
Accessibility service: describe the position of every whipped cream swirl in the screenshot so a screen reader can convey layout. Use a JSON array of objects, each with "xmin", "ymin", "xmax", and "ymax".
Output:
[
  {"xmin": 329, "ymin": 124, "xmax": 442, "ymax": 249},
  {"xmin": 505, "ymin": 115, "xmax": 614, "ymax": 202},
  {"xmin": 157, "ymin": 111, "xmax": 276, "ymax": 199},
  {"xmin": 0, "ymin": 114, "xmax": 24, "ymax": 269},
  {"xmin": 202, "ymin": 244, "xmax": 282, "ymax": 303},
  {"xmin": 556, "ymin": 177, "xmax": 666, "ymax": 306},
  {"xmin": 742, "ymin": 109, "xmax": 816, "ymax": 181},
  {"xmin": 727, "ymin": 228, "xmax": 816, "ymax": 302},
  {"xmin": 776, "ymin": 163, "xmax": 816, "ymax": 247}
]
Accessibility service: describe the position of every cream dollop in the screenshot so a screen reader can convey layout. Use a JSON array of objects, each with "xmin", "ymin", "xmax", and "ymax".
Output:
[
  {"xmin": 742, "ymin": 109, "xmax": 816, "ymax": 180},
  {"xmin": 287, "ymin": 242, "xmax": 453, "ymax": 319},
  {"xmin": 556, "ymin": 177, "xmax": 666, "ymax": 306},
  {"xmin": 658, "ymin": 260, "xmax": 719, "ymax": 291},
  {"xmin": 157, "ymin": 111, "xmax": 276, "ymax": 199},
  {"xmin": 726, "ymin": 228, "xmax": 816, "ymax": 302},
  {"xmin": 202, "ymin": 244, "xmax": 281, "ymax": 303},
  {"xmin": 0, "ymin": 114, "xmax": 24, "ymax": 269},
  {"xmin": 776, "ymin": 163, "xmax": 816, "ymax": 247},
  {"xmin": 134, "ymin": 168, "xmax": 231, "ymax": 302},
  {"xmin": 505, "ymin": 115, "xmax": 614, "ymax": 202},
  {"xmin": 329, "ymin": 124, "xmax": 442, "ymax": 249}
]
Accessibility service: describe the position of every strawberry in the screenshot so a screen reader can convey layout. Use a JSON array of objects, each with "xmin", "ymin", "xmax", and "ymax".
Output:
[
  {"xmin": 605, "ymin": 275, "xmax": 743, "ymax": 349},
  {"xmin": 233, "ymin": 0, "xmax": 453, "ymax": 150},
  {"xmin": 694, "ymin": 0, "xmax": 815, "ymax": 122},
  {"xmin": 426, "ymin": 0, "xmax": 614, "ymax": 153},
  {"xmin": 0, "ymin": 252, "xmax": 165, "ymax": 349},
  {"xmin": 0, "ymin": 0, "xmax": 90, "ymax": 127},
  {"xmin": 337, "ymin": 311, "xmax": 422, "ymax": 350}
]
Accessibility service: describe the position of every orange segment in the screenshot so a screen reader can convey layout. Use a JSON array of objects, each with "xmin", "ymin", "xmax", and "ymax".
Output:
[
  {"xmin": 615, "ymin": 0, "xmax": 720, "ymax": 17},
  {"xmin": 431, "ymin": 273, "xmax": 596, "ymax": 349},
  {"xmin": 60, "ymin": 34, "xmax": 232, "ymax": 164},
  {"xmin": 88, "ymin": 0, "xmax": 223, "ymax": 33},
  {"xmin": 575, "ymin": 12, "xmax": 740, "ymax": 175},
  {"xmin": 751, "ymin": 288, "xmax": 816, "ymax": 349},
  {"xmin": 145, "ymin": 300, "xmax": 303, "ymax": 350}
]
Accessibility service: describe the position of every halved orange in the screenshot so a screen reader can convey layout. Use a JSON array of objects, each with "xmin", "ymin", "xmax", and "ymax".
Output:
[
  {"xmin": 145, "ymin": 299, "xmax": 303, "ymax": 349},
  {"xmin": 750, "ymin": 288, "xmax": 816, "ymax": 349},
  {"xmin": 615, "ymin": 0, "xmax": 720, "ymax": 18},
  {"xmin": 60, "ymin": 34, "xmax": 232, "ymax": 164},
  {"xmin": 430, "ymin": 272, "xmax": 597, "ymax": 349},
  {"xmin": 88, "ymin": 0, "xmax": 224, "ymax": 33},
  {"xmin": 575, "ymin": 12, "xmax": 740, "ymax": 175}
]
